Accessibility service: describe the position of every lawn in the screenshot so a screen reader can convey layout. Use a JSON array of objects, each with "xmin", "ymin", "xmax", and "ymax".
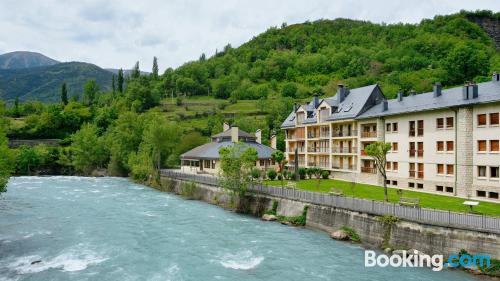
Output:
[{"xmin": 265, "ymin": 179, "xmax": 500, "ymax": 217}]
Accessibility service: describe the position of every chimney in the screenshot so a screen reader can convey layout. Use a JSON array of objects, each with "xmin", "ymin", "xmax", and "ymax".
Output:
[
  {"xmin": 231, "ymin": 127, "xmax": 239, "ymax": 142},
  {"xmin": 382, "ymin": 99, "xmax": 388, "ymax": 112},
  {"xmin": 410, "ymin": 89, "xmax": 416, "ymax": 96},
  {"xmin": 462, "ymin": 82, "xmax": 470, "ymax": 100},
  {"xmin": 397, "ymin": 90, "xmax": 403, "ymax": 102},
  {"xmin": 313, "ymin": 94, "xmax": 319, "ymax": 108},
  {"xmin": 337, "ymin": 84, "xmax": 345, "ymax": 103},
  {"xmin": 433, "ymin": 82, "xmax": 442, "ymax": 97},
  {"xmin": 270, "ymin": 134, "xmax": 277, "ymax": 149},
  {"xmin": 223, "ymin": 122, "xmax": 230, "ymax": 131},
  {"xmin": 469, "ymin": 82, "xmax": 478, "ymax": 99},
  {"xmin": 255, "ymin": 129, "xmax": 262, "ymax": 144},
  {"xmin": 293, "ymin": 103, "xmax": 298, "ymax": 112},
  {"xmin": 493, "ymin": 72, "xmax": 500, "ymax": 82}
]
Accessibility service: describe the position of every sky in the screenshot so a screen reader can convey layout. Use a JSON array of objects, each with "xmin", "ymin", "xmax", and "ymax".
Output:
[{"xmin": 0, "ymin": 0, "xmax": 498, "ymax": 72}]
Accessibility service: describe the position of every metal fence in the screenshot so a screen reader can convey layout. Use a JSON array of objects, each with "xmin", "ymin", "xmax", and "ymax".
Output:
[{"xmin": 160, "ymin": 170, "xmax": 500, "ymax": 234}]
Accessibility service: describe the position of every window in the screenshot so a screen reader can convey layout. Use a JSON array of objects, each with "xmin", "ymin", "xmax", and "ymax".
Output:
[
  {"xmin": 386, "ymin": 179, "xmax": 391, "ymax": 185},
  {"xmin": 446, "ymin": 164, "xmax": 454, "ymax": 175},
  {"xmin": 437, "ymin": 164, "xmax": 444, "ymax": 174},
  {"xmin": 437, "ymin": 141, "xmax": 444, "ymax": 152},
  {"xmin": 392, "ymin": 142, "xmax": 398, "ymax": 152},
  {"xmin": 417, "ymin": 183, "xmax": 423, "ymax": 189},
  {"xmin": 477, "ymin": 190, "xmax": 486, "ymax": 197},
  {"xmin": 478, "ymin": 140, "xmax": 487, "ymax": 152},
  {"xmin": 478, "ymin": 114, "xmax": 487, "ymax": 126},
  {"xmin": 386, "ymin": 162, "xmax": 392, "ymax": 170},
  {"xmin": 418, "ymin": 163, "xmax": 424, "ymax": 178},
  {"xmin": 446, "ymin": 117, "xmax": 454, "ymax": 128},
  {"xmin": 417, "ymin": 120, "xmax": 424, "ymax": 136},
  {"xmin": 259, "ymin": 160, "xmax": 265, "ymax": 166},
  {"xmin": 392, "ymin": 180, "xmax": 398, "ymax": 186},
  {"xmin": 478, "ymin": 166, "xmax": 487, "ymax": 177},
  {"xmin": 491, "ymin": 167, "xmax": 499, "ymax": 178},
  {"xmin": 491, "ymin": 140, "xmax": 499, "ymax": 152},
  {"xmin": 446, "ymin": 186, "xmax": 454, "ymax": 193},
  {"xmin": 436, "ymin": 186, "xmax": 444, "ymax": 192},
  {"xmin": 490, "ymin": 113, "xmax": 499, "ymax": 126},
  {"xmin": 417, "ymin": 142, "xmax": 423, "ymax": 157},
  {"xmin": 490, "ymin": 192, "xmax": 499, "ymax": 199},
  {"xmin": 409, "ymin": 163, "xmax": 415, "ymax": 178},
  {"xmin": 392, "ymin": 123, "xmax": 398, "ymax": 132},
  {"xmin": 386, "ymin": 123, "xmax": 391, "ymax": 132},
  {"xmin": 409, "ymin": 142, "xmax": 416, "ymax": 157},
  {"xmin": 408, "ymin": 182, "xmax": 415, "ymax": 188},
  {"xmin": 446, "ymin": 141, "xmax": 454, "ymax": 152},
  {"xmin": 409, "ymin": 121, "xmax": 415, "ymax": 137},
  {"xmin": 393, "ymin": 162, "xmax": 398, "ymax": 171},
  {"xmin": 436, "ymin": 118, "xmax": 444, "ymax": 129}
]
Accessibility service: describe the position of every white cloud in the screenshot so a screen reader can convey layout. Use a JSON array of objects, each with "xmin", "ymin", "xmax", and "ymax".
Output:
[{"xmin": 0, "ymin": 0, "xmax": 498, "ymax": 72}]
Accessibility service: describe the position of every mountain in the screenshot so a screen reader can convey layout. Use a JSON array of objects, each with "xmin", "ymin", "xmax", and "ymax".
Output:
[
  {"xmin": 0, "ymin": 62, "xmax": 112, "ymax": 103},
  {"xmin": 0, "ymin": 51, "xmax": 59, "ymax": 69},
  {"xmin": 106, "ymin": 68, "xmax": 150, "ymax": 76}
]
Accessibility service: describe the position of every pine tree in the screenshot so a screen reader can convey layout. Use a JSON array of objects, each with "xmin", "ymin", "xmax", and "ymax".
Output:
[
  {"xmin": 132, "ymin": 61, "xmax": 140, "ymax": 79},
  {"xmin": 151, "ymin": 57, "xmax": 159, "ymax": 80},
  {"xmin": 61, "ymin": 83, "xmax": 68, "ymax": 105},
  {"xmin": 13, "ymin": 97, "xmax": 19, "ymax": 117},
  {"xmin": 199, "ymin": 53, "xmax": 206, "ymax": 61},
  {"xmin": 112, "ymin": 75, "xmax": 116, "ymax": 95},
  {"xmin": 117, "ymin": 69, "xmax": 124, "ymax": 94}
]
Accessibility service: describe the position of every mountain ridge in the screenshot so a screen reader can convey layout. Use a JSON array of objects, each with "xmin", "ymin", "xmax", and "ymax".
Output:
[{"xmin": 0, "ymin": 51, "xmax": 59, "ymax": 69}]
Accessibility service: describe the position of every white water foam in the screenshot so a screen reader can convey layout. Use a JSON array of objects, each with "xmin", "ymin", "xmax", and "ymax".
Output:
[
  {"xmin": 219, "ymin": 250, "xmax": 264, "ymax": 270},
  {"xmin": 8, "ymin": 247, "xmax": 107, "ymax": 274}
]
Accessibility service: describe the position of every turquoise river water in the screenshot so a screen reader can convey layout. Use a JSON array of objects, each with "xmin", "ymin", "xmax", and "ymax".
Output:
[{"xmin": 0, "ymin": 177, "xmax": 476, "ymax": 281}]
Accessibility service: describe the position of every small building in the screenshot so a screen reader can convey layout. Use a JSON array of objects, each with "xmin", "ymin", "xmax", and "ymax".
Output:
[{"xmin": 180, "ymin": 123, "xmax": 277, "ymax": 174}]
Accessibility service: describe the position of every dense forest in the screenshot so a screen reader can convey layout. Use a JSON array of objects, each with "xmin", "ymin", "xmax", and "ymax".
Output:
[{"xmin": 0, "ymin": 10, "xmax": 499, "ymax": 190}]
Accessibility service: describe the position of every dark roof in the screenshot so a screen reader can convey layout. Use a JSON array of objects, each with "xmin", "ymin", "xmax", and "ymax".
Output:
[
  {"xmin": 358, "ymin": 81, "xmax": 500, "ymax": 119},
  {"xmin": 280, "ymin": 84, "xmax": 383, "ymax": 128},
  {"xmin": 212, "ymin": 128, "xmax": 255, "ymax": 138},
  {"xmin": 181, "ymin": 141, "xmax": 275, "ymax": 160}
]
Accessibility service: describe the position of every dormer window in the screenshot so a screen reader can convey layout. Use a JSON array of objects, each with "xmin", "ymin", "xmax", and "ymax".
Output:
[
  {"xmin": 319, "ymin": 108, "xmax": 329, "ymax": 122},
  {"xmin": 297, "ymin": 112, "xmax": 305, "ymax": 125}
]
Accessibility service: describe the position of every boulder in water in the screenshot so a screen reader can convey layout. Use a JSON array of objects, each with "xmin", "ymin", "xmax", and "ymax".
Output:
[
  {"xmin": 262, "ymin": 214, "xmax": 277, "ymax": 221},
  {"xmin": 330, "ymin": 230, "xmax": 349, "ymax": 241}
]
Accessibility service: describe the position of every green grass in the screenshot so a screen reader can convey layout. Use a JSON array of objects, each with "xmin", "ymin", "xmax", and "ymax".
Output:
[{"xmin": 265, "ymin": 179, "xmax": 500, "ymax": 217}]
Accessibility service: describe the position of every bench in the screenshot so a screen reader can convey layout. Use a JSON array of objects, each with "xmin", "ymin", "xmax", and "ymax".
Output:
[
  {"xmin": 329, "ymin": 188, "xmax": 343, "ymax": 196},
  {"xmin": 399, "ymin": 197, "xmax": 420, "ymax": 208}
]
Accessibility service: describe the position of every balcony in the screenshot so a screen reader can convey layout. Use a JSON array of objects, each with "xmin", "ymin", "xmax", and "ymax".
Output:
[
  {"xmin": 307, "ymin": 147, "xmax": 330, "ymax": 153},
  {"xmin": 287, "ymin": 147, "xmax": 305, "ymax": 153},
  {"xmin": 361, "ymin": 167, "xmax": 377, "ymax": 174},
  {"xmin": 361, "ymin": 131, "xmax": 377, "ymax": 138},
  {"xmin": 308, "ymin": 162, "xmax": 329, "ymax": 168},
  {"xmin": 332, "ymin": 147, "xmax": 358, "ymax": 154},
  {"xmin": 332, "ymin": 164, "xmax": 357, "ymax": 171},
  {"xmin": 319, "ymin": 132, "xmax": 330, "ymax": 139},
  {"xmin": 332, "ymin": 130, "xmax": 358, "ymax": 138},
  {"xmin": 307, "ymin": 133, "xmax": 318, "ymax": 139}
]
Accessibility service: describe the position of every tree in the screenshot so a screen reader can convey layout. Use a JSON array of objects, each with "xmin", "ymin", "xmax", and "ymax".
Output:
[
  {"xmin": 443, "ymin": 43, "xmax": 489, "ymax": 85},
  {"xmin": 271, "ymin": 150, "xmax": 287, "ymax": 188},
  {"xmin": 151, "ymin": 57, "xmax": 159, "ymax": 80},
  {"xmin": 281, "ymin": 82, "xmax": 297, "ymax": 98},
  {"xmin": 71, "ymin": 123, "xmax": 107, "ymax": 174},
  {"xmin": 16, "ymin": 145, "xmax": 40, "ymax": 175},
  {"xmin": 0, "ymin": 128, "xmax": 15, "ymax": 192},
  {"xmin": 131, "ymin": 61, "xmax": 140, "ymax": 79},
  {"xmin": 13, "ymin": 97, "xmax": 20, "ymax": 117},
  {"xmin": 218, "ymin": 143, "xmax": 258, "ymax": 209},
  {"xmin": 83, "ymin": 79, "xmax": 99, "ymax": 105},
  {"xmin": 199, "ymin": 53, "xmax": 206, "ymax": 61},
  {"xmin": 61, "ymin": 83, "xmax": 68, "ymax": 105},
  {"xmin": 365, "ymin": 142, "xmax": 392, "ymax": 202},
  {"xmin": 117, "ymin": 68, "xmax": 124, "ymax": 94},
  {"xmin": 141, "ymin": 115, "xmax": 180, "ymax": 171},
  {"xmin": 112, "ymin": 75, "xmax": 116, "ymax": 95}
]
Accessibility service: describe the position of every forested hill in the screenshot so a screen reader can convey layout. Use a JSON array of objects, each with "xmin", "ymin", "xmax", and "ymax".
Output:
[{"xmin": 165, "ymin": 10, "xmax": 500, "ymax": 101}]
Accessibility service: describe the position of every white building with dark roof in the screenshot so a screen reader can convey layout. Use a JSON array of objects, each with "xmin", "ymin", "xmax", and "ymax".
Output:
[
  {"xmin": 181, "ymin": 123, "xmax": 277, "ymax": 174},
  {"xmin": 282, "ymin": 72, "xmax": 500, "ymax": 202}
]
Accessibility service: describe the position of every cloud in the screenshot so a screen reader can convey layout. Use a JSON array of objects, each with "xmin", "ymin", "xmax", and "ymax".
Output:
[{"xmin": 0, "ymin": 0, "xmax": 498, "ymax": 72}]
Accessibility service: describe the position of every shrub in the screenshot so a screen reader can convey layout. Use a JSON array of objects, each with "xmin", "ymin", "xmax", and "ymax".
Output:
[
  {"xmin": 340, "ymin": 226, "xmax": 361, "ymax": 242},
  {"xmin": 251, "ymin": 168, "xmax": 261, "ymax": 179},
  {"xmin": 289, "ymin": 172, "xmax": 296, "ymax": 180},
  {"xmin": 321, "ymin": 170, "xmax": 329, "ymax": 179},
  {"xmin": 265, "ymin": 200, "xmax": 279, "ymax": 215},
  {"xmin": 277, "ymin": 174, "xmax": 282, "ymax": 181},
  {"xmin": 267, "ymin": 169, "xmax": 277, "ymax": 180},
  {"xmin": 176, "ymin": 97, "xmax": 183, "ymax": 106},
  {"xmin": 306, "ymin": 168, "xmax": 314, "ymax": 179},
  {"xmin": 298, "ymin": 167, "xmax": 307, "ymax": 179}
]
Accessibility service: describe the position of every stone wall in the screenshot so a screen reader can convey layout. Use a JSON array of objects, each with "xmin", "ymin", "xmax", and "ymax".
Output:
[
  {"xmin": 456, "ymin": 107, "xmax": 473, "ymax": 197},
  {"xmin": 159, "ymin": 176, "xmax": 500, "ymax": 259}
]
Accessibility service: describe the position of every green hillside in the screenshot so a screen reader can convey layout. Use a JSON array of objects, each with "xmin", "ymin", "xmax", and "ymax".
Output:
[
  {"xmin": 0, "ymin": 62, "xmax": 112, "ymax": 103},
  {"xmin": 0, "ymin": 51, "xmax": 59, "ymax": 69}
]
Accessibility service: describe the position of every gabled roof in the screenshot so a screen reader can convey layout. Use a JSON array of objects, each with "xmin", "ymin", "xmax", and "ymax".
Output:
[
  {"xmin": 357, "ymin": 81, "xmax": 500, "ymax": 119},
  {"xmin": 180, "ymin": 141, "xmax": 275, "ymax": 160}
]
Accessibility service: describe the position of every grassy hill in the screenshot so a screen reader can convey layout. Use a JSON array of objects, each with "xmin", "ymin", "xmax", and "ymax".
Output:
[{"xmin": 0, "ymin": 62, "xmax": 112, "ymax": 103}]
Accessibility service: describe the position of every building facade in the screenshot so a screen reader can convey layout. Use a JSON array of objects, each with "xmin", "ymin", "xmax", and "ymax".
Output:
[{"xmin": 281, "ymin": 73, "xmax": 500, "ymax": 202}]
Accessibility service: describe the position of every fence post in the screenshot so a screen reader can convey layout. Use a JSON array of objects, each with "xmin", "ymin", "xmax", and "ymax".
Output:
[
  {"xmin": 448, "ymin": 210, "xmax": 451, "ymax": 225},
  {"xmin": 371, "ymin": 200, "xmax": 374, "ymax": 213}
]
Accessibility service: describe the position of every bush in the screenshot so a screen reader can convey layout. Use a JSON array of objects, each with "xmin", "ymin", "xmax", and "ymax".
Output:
[
  {"xmin": 340, "ymin": 226, "xmax": 361, "ymax": 242},
  {"xmin": 289, "ymin": 172, "xmax": 296, "ymax": 180},
  {"xmin": 251, "ymin": 168, "xmax": 261, "ymax": 179},
  {"xmin": 321, "ymin": 170, "xmax": 329, "ymax": 179},
  {"xmin": 306, "ymin": 168, "xmax": 314, "ymax": 179},
  {"xmin": 277, "ymin": 174, "xmax": 282, "ymax": 180},
  {"xmin": 267, "ymin": 169, "xmax": 277, "ymax": 180},
  {"xmin": 298, "ymin": 167, "xmax": 307, "ymax": 179}
]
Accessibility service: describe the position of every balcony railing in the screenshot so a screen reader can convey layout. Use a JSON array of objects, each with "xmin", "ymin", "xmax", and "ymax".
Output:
[
  {"xmin": 307, "ymin": 133, "xmax": 318, "ymax": 138},
  {"xmin": 332, "ymin": 164, "xmax": 357, "ymax": 171},
  {"xmin": 361, "ymin": 131, "xmax": 377, "ymax": 138},
  {"xmin": 332, "ymin": 130, "xmax": 358, "ymax": 137},
  {"xmin": 361, "ymin": 167, "xmax": 377, "ymax": 174},
  {"xmin": 287, "ymin": 147, "xmax": 305, "ymax": 153},
  {"xmin": 319, "ymin": 132, "xmax": 330, "ymax": 138},
  {"xmin": 308, "ymin": 162, "xmax": 329, "ymax": 168},
  {"xmin": 332, "ymin": 147, "xmax": 358, "ymax": 154},
  {"xmin": 307, "ymin": 147, "xmax": 330, "ymax": 153}
]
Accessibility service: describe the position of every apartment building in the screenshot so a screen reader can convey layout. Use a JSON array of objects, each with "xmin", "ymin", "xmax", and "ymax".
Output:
[{"xmin": 281, "ymin": 73, "xmax": 500, "ymax": 202}]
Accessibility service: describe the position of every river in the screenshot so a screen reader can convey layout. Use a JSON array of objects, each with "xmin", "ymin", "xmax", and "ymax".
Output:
[{"xmin": 0, "ymin": 177, "xmax": 475, "ymax": 280}]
